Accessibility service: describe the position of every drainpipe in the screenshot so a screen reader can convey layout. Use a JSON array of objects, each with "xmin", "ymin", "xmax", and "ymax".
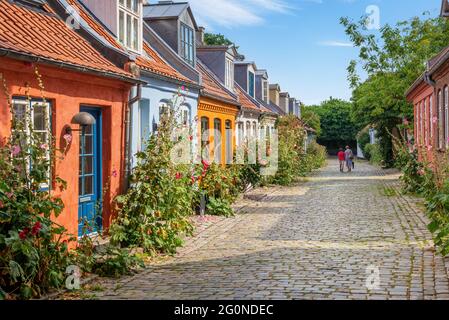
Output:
[{"xmin": 124, "ymin": 84, "xmax": 141, "ymax": 191}]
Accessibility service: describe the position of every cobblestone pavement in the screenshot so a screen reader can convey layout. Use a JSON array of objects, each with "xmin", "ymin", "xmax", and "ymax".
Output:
[{"xmin": 76, "ymin": 159, "xmax": 449, "ymax": 300}]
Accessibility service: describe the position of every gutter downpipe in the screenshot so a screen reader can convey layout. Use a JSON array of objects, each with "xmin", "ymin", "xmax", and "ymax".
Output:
[{"xmin": 124, "ymin": 84, "xmax": 141, "ymax": 191}]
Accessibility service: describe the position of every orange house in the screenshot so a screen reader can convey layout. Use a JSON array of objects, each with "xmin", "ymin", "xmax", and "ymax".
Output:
[
  {"xmin": 0, "ymin": 0, "xmax": 138, "ymax": 239},
  {"xmin": 197, "ymin": 60, "xmax": 240, "ymax": 165}
]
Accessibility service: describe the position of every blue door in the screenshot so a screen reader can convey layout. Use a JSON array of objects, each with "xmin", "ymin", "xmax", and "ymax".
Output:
[{"xmin": 78, "ymin": 107, "xmax": 102, "ymax": 237}]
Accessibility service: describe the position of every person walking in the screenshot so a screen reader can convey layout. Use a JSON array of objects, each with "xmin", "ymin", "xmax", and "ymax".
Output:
[
  {"xmin": 337, "ymin": 148, "xmax": 346, "ymax": 172},
  {"xmin": 345, "ymin": 146, "xmax": 354, "ymax": 172}
]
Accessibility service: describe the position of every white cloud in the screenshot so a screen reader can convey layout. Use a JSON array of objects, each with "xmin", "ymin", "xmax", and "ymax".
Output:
[
  {"xmin": 317, "ymin": 40, "xmax": 353, "ymax": 47},
  {"xmin": 188, "ymin": 0, "xmax": 292, "ymax": 28}
]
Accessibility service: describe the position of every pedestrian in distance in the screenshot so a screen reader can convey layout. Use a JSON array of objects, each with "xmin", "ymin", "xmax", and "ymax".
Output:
[
  {"xmin": 345, "ymin": 146, "xmax": 354, "ymax": 172},
  {"xmin": 337, "ymin": 148, "xmax": 346, "ymax": 172}
]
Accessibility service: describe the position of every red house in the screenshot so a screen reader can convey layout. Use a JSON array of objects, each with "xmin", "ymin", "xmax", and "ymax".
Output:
[
  {"xmin": 0, "ymin": 0, "xmax": 138, "ymax": 239},
  {"xmin": 406, "ymin": 0, "xmax": 449, "ymax": 163}
]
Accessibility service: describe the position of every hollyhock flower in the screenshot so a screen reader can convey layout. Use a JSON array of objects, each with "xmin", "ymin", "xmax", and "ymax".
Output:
[
  {"xmin": 433, "ymin": 116, "xmax": 438, "ymax": 124},
  {"xmin": 202, "ymin": 159, "xmax": 210, "ymax": 170},
  {"xmin": 112, "ymin": 170, "xmax": 118, "ymax": 178},
  {"xmin": 19, "ymin": 228, "xmax": 30, "ymax": 240},
  {"xmin": 6, "ymin": 192, "xmax": 13, "ymax": 199},
  {"xmin": 418, "ymin": 169, "xmax": 425, "ymax": 176},
  {"xmin": 181, "ymin": 86, "xmax": 186, "ymax": 91},
  {"xmin": 191, "ymin": 176, "xmax": 196, "ymax": 183},
  {"xmin": 40, "ymin": 143, "xmax": 48, "ymax": 150},
  {"xmin": 63, "ymin": 133, "xmax": 73, "ymax": 144},
  {"xmin": 11, "ymin": 145, "xmax": 21, "ymax": 156},
  {"xmin": 175, "ymin": 172, "xmax": 182, "ymax": 180},
  {"xmin": 189, "ymin": 135, "xmax": 193, "ymax": 141},
  {"xmin": 403, "ymin": 119, "xmax": 409, "ymax": 126},
  {"xmin": 31, "ymin": 221, "xmax": 42, "ymax": 236}
]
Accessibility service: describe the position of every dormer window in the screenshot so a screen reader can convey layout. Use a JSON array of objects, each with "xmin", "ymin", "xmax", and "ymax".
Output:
[
  {"xmin": 225, "ymin": 58, "xmax": 234, "ymax": 90},
  {"xmin": 118, "ymin": 0, "xmax": 141, "ymax": 52},
  {"xmin": 262, "ymin": 80, "xmax": 268, "ymax": 103},
  {"xmin": 248, "ymin": 71, "xmax": 255, "ymax": 98},
  {"xmin": 180, "ymin": 22, "xmax": 195, "ymax": 66}
]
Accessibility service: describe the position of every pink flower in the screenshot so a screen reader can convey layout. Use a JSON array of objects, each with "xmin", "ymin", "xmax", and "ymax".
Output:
[
  {"xmin": 403, "ymin": 119, "xmax": 409, "ymax": 125},
  {"xmin": 112, "ymin": 170, "xmax": 118, "ymax": 178},
  {"xmin": 63, "ymin": 133, "xmax": 72, "ymax": 144},
  {"xmin": 11, "ymin": 145, "xmax": 21, "ymax": 156},
  {"xmin": 433, "ymin": 116, "xmax": 438, "ymax": 124},
  {"xmin": 181, "ymin": 86, "xmax": 186, "ymax": 91},
  {"xmin": 31, "ymin": 221, "xmax": 42, "ymax": 236},
  {"xmin": 418, "ymin": 169, "xmax": 425, "ymax": 176},
  {"xmin": 19, "ymin": 228, "xmax": 30, "ymax": 240},
  {"xmin": 0, "ymin": 201, "xmax": 4, "ymax": 209},
  {"xmin": 40, "ymin": 143, "xmax": 48, "ymax": 150},
  {"xmin": 428, "ymin": 145, "xmax": 433, "ymax": 151},
  {"xmin": 6, "ymin": 192, "xmax": 13, "ymax": 199}
]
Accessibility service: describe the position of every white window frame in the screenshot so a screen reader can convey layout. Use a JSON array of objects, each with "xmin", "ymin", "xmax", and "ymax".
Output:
[
  {"xmin": 11, "ymin": 98, "xmax": 51, "ymax": 190},
  {"xmin": 179, "ymin": 103, "xmax": 191, "ymax": 126},
  {"xmin": 118, "ymin": 0, "xmax": 142, "ymax": 53},
  {"xmin": 262, "ymin": 80, "xmax": 269, "ymax": 103},
  {"xmin": 225, "ymin": 57, "xmax": 234, "ymax": 90},
  {"xmin": 180, "ymin": 22, "xmax": 195, "ymax": 66}
]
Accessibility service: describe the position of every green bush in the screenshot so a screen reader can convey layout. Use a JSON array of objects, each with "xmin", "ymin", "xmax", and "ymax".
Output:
[
  {"xmin": 110, "ymin": 94, "xmax": 195, "ymax": 255},
  {"xmin": 364, "ymin": 143, "xmax": 383, "ymax": 165}
]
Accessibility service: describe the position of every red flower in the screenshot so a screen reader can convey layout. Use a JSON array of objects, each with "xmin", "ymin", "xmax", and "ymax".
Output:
[
  {"xmin": 19, "ymin": 228, "xmax": 30, "ymax": 240},
  {"xmin": 189, "ymin": 135, "xmax": 193, "ymax": 141},
  {"xmin": 201, "ymin": 159, "xmax": 210, "ymax": 171},
  {"xmin": 191, "ymin": 176, "xmax": 196, "ymax": 183},
  {"xmin": 176, "ymin": 172, "xmax": 182, "ymax": 180},
  {"xmin": 31, "ymin": 221, "xmax": 42, "ymax": 236},
  {"xmin": 112, "ymin": 170, "xmax": 118, "ymax": 178}
]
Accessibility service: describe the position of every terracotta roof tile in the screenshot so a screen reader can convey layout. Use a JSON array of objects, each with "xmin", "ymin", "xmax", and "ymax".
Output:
[
  {"xmin": 0, "ymin": 0, "xmax": 132, "ymax": 78},
  {"xmin": 197, "ymin": 60, "xmax": 238, "ymax": 105},
  {"xmin": 235, "ymin": 83, "xmax": 261, "ymax": 112},
  {"xmin": 68, "ymin": 0, "xmax": 195, "ymax": 85}
]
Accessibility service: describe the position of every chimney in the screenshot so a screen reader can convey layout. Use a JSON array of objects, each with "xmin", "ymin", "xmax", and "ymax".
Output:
[{"xmin": 197, "ymin": 26, "xmax": 205, "ymax": 45}]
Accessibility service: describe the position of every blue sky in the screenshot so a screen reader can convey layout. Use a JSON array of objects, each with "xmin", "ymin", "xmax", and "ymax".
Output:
[{"xmin": 187, "ymin": 0, "xmax": 442, "ymax": 105}]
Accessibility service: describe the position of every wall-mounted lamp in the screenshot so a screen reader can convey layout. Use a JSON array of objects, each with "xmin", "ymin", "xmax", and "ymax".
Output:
[{"xmin": 65, "ymin": 112, "xmax": 96, "ymax": 135}]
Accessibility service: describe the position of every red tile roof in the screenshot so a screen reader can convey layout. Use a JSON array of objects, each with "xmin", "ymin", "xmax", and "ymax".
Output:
[
  {"xmin": 0, "ymin": 0, "xmax": 133, "ymax": 79},
  {"xmin": 137, "ymin": 43, "xmax": 195, "ymax": 84},
  {"xmin": 235, "ymin": 83, "xmax": 261, "ymax": 112},
  {"xmin": 197, "ymin": 60, "xmax": 238, "ymax": 105},
  {"xmin": 67, "ymin": 0, "xmax": 195, "ymax": 85}
]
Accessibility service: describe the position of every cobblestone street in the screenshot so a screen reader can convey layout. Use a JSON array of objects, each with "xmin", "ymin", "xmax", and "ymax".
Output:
[{"xmin": 80, "ymin": 159, "xmax": 449, "ymax": 300}]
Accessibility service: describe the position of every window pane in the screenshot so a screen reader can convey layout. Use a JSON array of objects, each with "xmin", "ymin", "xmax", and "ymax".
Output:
[
  {"xmin": 119, "ymin": 11, "xmax": 125, "ymax": 44},
  {"xmin": 133, "ymin": 17, "xmax": 138, "ymax": 50},
  {"xmin": 33, "ymin": 104, "xmax": 46, "ymax": 131},
  {"xmin": 126, "ymin": 14, "xmax": 131, "ymax": 47},
  {"xmin": 84, "ymin": 176, "xmax": 93, "ymax": 195},
  {"xmin": 84, "ymin": 135, "xmax": 93, "ymax": 155},
  {"xmin": 13, "ymin": 103, "xmax": 26, "ymax": 126},
  {"xmin": 139, "ymin": 99, "xmax": 150, "ymax": 145},
  {"xmin": 79, "ymin": 177, "xmax": 83, "ymax": 196},
  {"xmin": 84, "ymin": 156, "xmax": 93, "ymax": 175}
]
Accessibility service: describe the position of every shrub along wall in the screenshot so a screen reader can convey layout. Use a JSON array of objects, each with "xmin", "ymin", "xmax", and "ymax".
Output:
[{"xmin": 395, "ymin": 138, "xmax": 449, "ymax": 256}]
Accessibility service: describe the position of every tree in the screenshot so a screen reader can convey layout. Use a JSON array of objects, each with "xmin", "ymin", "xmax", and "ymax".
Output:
[
  {"xmin": 204, "ymin": 33, "xmax": 234, "ymax": 46},
  {"xmin": 301, "ymin": 105, "xmax": 321, "ymax": 136},
  {"xmin": 312, "ymin": 98, "xmax": 357, "ymax": 154},
  {"xmin": 341, "ymin": 13, "xmax": 449, "ymax": 165}
]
